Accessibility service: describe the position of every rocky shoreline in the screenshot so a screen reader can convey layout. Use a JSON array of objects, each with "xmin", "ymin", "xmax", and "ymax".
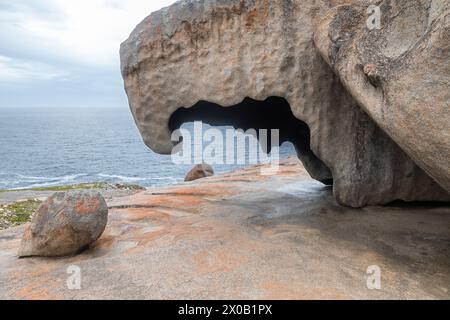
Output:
[
  {"xmin": 1, "ymin": 159, "xmax": 449, "ymax": 299},
  {"xmin": 0, "ymin": 183, "xmax": 145, "ymax": 230}
]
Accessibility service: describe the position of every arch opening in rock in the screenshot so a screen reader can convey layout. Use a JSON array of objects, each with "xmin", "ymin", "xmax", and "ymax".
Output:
[{"xmin": 168, "ymin": 96, "xmax": 333, "ymax": 185}]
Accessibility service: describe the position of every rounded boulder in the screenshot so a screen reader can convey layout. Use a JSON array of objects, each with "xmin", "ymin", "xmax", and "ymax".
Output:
[
  {"xmin": 18, "ymin": 190, "xmax": 108, "ymax": 258},
  {"xmin": 185, "ymin": 164, "xmax": 214, "ymax": 182}
]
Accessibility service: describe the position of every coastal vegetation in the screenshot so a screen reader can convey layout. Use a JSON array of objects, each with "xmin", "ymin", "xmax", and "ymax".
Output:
[
  {"xmin": 0, "ymin": 199, "xmax": 42, "ymax": 230},
  {"xmin": 0, "ymin": 183, "xmax": 145, "ymax": 230},
  {"xmin": 1, "ymin": 182, "xmax": 145, "ymax": 193}
]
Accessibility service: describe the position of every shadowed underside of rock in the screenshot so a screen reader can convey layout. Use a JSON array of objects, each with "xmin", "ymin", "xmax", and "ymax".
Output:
[
  {"xmin": 315, "ymin": 0, "xmax": 450, "ymax": 192},
  {"xmin": 120, "ymin": 0, "xmax": 449, "ymax": 207}
]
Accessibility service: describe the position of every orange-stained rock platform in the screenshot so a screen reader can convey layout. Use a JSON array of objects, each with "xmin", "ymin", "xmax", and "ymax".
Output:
[{"xmin": 0, "ymin": 159, "xmax": 449, "ymax": 299}]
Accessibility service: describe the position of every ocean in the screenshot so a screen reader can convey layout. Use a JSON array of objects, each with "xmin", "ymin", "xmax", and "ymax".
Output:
[{"xmin": 0, "ymin": 107, "xmax": 296, "ymax": 190}]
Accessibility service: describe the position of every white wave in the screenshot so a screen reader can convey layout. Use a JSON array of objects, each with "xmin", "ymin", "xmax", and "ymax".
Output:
[
  {"xmin": 2, "ymin": 173, "xmax": 87, "ymax": 182},
  {"xmin": 7, "ymin": 174, "xmax": 88, "ymax": 190},
  {"xmin": 17, "ymin": 174, "xmax": 61, "ymax": 181},
  {"xmin": 97, "ymin": 174, "xmax": 180, "ymax": 183},
  {"xmin": 97, "ymin": 174, "xmax": 144, "ymax": 182}
]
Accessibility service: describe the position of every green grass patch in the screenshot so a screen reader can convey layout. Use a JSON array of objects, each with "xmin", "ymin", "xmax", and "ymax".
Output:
[{"xmin": 0, "ymin": 199, "xmax": 42, "ymax": 229}]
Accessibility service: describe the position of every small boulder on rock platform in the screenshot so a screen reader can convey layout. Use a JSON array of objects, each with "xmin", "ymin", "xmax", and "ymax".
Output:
[
  {"xmin": 185, "ymin": 164, "xmax": 214, "ymax": 182},
  {"xmin": 18, "ymin": 190, "xmax": 108, "ymax": 258}
]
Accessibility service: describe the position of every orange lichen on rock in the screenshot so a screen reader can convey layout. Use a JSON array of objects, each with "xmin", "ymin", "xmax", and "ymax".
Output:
[{"xmin": 0, "ymin": 159, "xmax": 449, "ymax": 300}]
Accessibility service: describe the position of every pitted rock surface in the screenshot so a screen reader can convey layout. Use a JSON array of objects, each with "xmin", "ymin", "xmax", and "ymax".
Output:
[
  {"xmin": 120, "ymin": 0, "xmax": 449, "ymax": 207},
  {"xmin": 18, "ymin": 191, "xmax": 108, "ymax": 258},
  {"xmin": 315, "ymin": 0, "xmax": 450, "ymax": 192}
]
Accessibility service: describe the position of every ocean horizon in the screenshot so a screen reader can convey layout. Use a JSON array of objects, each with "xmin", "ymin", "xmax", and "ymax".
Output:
[{"xmin": 0, "ymin": 107, "xmax": 296, "ymax": 190}]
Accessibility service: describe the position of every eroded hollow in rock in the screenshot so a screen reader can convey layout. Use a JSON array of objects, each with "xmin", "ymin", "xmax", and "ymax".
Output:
[{"xmin": 169, "ymin": 96, "xmax": 333, "ymax": 185}]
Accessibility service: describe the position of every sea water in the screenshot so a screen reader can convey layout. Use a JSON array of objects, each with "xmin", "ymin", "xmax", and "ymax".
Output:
[{"xmin": 0, "ymin": 107, "xmax": 296, "ymax": 190}]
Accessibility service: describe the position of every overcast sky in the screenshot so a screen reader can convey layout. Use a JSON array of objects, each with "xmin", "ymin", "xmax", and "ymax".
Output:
[{"xmin": 0, "ymin": 0, "xmax": 176, "ymax": 108}]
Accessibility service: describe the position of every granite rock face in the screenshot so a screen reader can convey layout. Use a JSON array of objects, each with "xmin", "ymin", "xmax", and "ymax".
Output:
[
  {"xmin": 185, "ymin": 164, "xmax": 214, "ymax": 182},
  {"xmin": 120, "ymin": 0, "xmax": 450, "ymax": 207},
  {"xmin": 2, "ymin": 160, "xmax": 450, "ymax": 300},
  {"xmin": 315, "ymin": 0, "xmax": 450, "ymax": 192},
  {"xmin": 18, "ymin": 191, "xmax": 108, "ymax": 258}
]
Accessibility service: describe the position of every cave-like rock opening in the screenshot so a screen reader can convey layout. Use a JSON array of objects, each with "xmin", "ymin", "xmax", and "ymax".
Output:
[{"xmin": 169, "ymin": 96, "xmax": 333, "ymax": 185}]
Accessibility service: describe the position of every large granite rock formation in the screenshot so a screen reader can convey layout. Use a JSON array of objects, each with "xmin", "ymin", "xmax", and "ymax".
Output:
[
  {"xmin": 315, "ymin": 0, "xmax": 450, "ymax": 193},
  {"xmin": 120, "ymin": 0, "xmax": 449, "ymax": 207}
]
